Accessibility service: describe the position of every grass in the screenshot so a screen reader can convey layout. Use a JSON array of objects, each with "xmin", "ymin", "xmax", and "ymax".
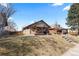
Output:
[
  {"xmin": 0, "ymin": 34, "xmax": 74, "ymax": 56},
  {"xmin": 67, "ymin": 34, "xmax": 79, "ymax": 43}
]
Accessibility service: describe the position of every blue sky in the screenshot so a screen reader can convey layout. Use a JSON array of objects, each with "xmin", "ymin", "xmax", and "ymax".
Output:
[{"xmin": 11, "ymin": 3, "xmax": 72, "ymax": 31}]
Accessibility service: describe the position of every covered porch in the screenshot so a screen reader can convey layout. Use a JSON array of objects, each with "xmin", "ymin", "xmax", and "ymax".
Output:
[{"xmin": 30, "ymin": 27, "xmax": 49, "ymax": 35}]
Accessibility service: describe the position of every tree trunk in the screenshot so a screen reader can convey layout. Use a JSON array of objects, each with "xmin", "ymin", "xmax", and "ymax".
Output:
[
  {"xmin": 77, "ymin": 23, "xmax": 79, "ymax": 35},
  {"xmin": 78, "ymin": 29, "xmax": 79, "ymax": 35}
]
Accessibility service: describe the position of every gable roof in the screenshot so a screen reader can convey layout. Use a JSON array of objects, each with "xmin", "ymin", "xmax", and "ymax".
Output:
[{"xmin": 23, "ymin": 20, "xmax": 51, "ymax": 30}]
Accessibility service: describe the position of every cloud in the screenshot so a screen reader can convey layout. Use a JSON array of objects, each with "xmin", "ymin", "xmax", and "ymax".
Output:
[
  {"xmin": 9, "ymin": 17, "xmax": 13, "ymax": 20},
  {"xmin": 8, "ymin": 17, "xmax": 13, "ymax": 22},
  {"xmin": 52, "ymin": 3, "xmax": 64, "ymax": 6},
  {"xmin": 30, "ymin": 21, "xmax": 35, "ymax": 24},
  {"xmin": 63, "ymin": 5, "xmax": 70, "ymax": 11},
  {"xmin": 30, "ymin": 20, "xmax": 38, "ymax": 24}
]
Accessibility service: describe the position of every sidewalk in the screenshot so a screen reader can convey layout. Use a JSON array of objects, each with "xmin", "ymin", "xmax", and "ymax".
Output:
[{"xmin": 63, "ymin": 44, "xmax": 79, "ymax": 56}]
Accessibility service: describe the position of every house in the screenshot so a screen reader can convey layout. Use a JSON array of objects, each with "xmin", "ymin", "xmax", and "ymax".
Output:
[
  {"xmin": 8, "ymin": 31, "xmax": 23, "ymax": 35},
  {"xmin": 68, "ymin": 28, "xmax": 78, "ymax": 36},
  {"xmin": 49, "ymin": 28, "xmax": 62, "ymax": 34},
  {"xmin": 61, "ymin": 28, "xmax": 68, "ymax": 34},
  {"xmin": 22, "ymin": 20, "xmax": 51, "ymax": 35},
  {"xmin": 49, "ymin": 24, "xmax": 68, "ymax": 34},
  {"xmin": 49, "ymin": 24, "xmax": 62, "ymax": 34}
]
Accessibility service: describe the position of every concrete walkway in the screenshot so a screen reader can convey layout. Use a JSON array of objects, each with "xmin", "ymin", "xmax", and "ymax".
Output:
[{"xmin": 63, "ymin": 44, "xmax": 79, "ymax": 56}]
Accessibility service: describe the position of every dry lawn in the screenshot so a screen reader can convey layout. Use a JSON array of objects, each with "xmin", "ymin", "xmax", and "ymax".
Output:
[
  {"xmin": 66, "ymin": 34, "xmax": 79, "ymax": 43},
  {"xmin": 0, "ymin": 34, "xmax": 74, "ymax": 56}
]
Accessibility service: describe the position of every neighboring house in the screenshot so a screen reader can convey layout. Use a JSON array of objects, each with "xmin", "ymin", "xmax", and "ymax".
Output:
[
  {"xmin": 49, "ymin": 24, "xmax": 62, "ymax": 34},
  {"xmin": 49, "ymin": 24, "xmax": 68, "ymax": 34},
  {"xmin": 8, "ymin": 31, "xmax": 23, "ymax": 35},
  {"xmin": 61, "ymin": 28, "xmax": 68, "ymax": 34},
  {"xmin": 68, "ymin": 28, "xmax": 78, "ymax": 35},
  {"xmin": 49, "ymin": 28, "xmax": 62, "ymax": 34},
  {"xmin": 23, "ymin": 20, "xmax": 51, "ymax": 35}
]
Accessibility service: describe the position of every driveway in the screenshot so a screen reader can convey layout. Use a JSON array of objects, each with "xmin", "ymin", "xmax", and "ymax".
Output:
[{"xmin": 63, "ymin": 44, "xmax": 79, "ymax": 56}]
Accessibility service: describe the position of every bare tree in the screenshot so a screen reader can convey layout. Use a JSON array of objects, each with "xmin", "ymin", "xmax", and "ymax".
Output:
[
  {"xmin": 0, "ymin": 3, "xmax": 15, "ymax": 26},
  {"xmin": 7, "ymin": 19, "xmax": 17, "ymax": 31},
  {"xmin": 0, "ymin": 3, "xmax": 16, "ymax": 36}
]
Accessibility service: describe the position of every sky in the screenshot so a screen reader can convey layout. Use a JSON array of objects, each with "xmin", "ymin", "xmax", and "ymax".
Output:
[{"xmin": 8, "ymin": 3, "xmax": 72, "ymax": 31}]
